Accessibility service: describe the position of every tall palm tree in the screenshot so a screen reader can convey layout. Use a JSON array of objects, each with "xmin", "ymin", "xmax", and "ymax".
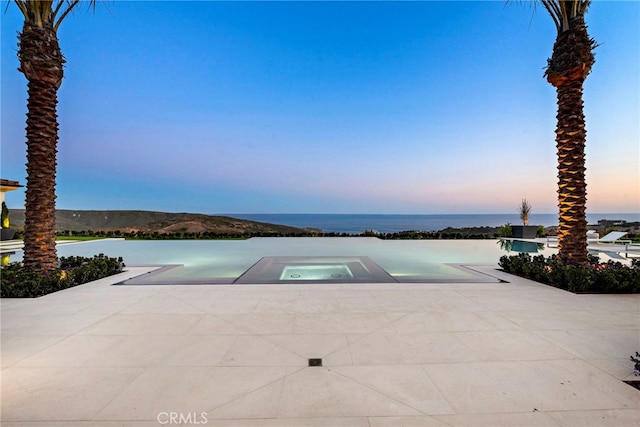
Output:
[
  {"xmin": 13, "ymin": 0, "xmax": 94, "ymax": 272},
  {"xmin": 541, "ymin": 0, "xmax": 596, "ymax": 265}
]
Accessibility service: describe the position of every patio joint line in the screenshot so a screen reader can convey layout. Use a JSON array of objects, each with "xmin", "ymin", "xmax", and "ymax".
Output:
[{"xmin": 331, "ymin": 368, "xmax": 431, "ymax": 416}]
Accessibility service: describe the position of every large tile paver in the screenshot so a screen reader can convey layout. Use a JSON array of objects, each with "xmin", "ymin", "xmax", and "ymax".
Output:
[
  {"xmin": 1, "ymin": 367, "xmax": 144, "ymax": 421},
  {"xmin": 187, "ymin": 314, "xmax": 251, "ymax": 334},
  {"xmin": 159, "ymin": 334, "xmax": 238, "ymax": 366},
  {"xmin": 497, "ymin": 310, "xmax": 603, "ymax": 330},
  {"xmin": 292, "ymin": 312, "xmax": 394, "ymax": 334},
  {"xmin": 1, "ymin": 313, "xmax": 110, "ymax": 337},
  {"xmin": 2, "ymin": 267, "xmax": 639, "ymax": 425},
  {"xmin": 277, "ymin": 367, "xmax": 423, "ymax": 417},
  {"xmin": 13, "ymin": 335, "xmax": 124, "ymax": 367},
  {"xmin": 453, "ymin": 330, "xmax": 575, "ymax": 361},
  {"xmin": 179, "ymin": 295, "xmax": 263, "ymax": 313},
  {"xmin": 200, "ymin": 418, "xmax": 373, "ymax": 427},
  {"xmin": 206, "ymin": 376, "xmax": 285, "ymax": 419},
  {"xmin": 368, "ymin": 416, "xmax": 450, "ymax": 426},
  {"xmin": 533, "ymin": 329, "xmax": 640, "ymax": 360},
  {"xmin": 332, "ymin": 365, "xmax": 455, "ymax": 414},
  {"xmin": 264, "ymin": 334, "xmax": 351, "ymax": 359},
  {"xmin": 376, "ymin": 413, "xmax": 560, "ymax": 426},
  {"xmin": 390, "ymin": 310, "xmax": 511, "ymax": 333},
  {"xmin": 0, "ymin": 422, "xmax": 164, "ymax": 427},
  {"xmin": 1, "ymin": 335, "xmax": 65, "ymax": 368},
  {"xmin": 423, "ymin": 359, "xmax": 640, "ymax": 414},
  {"xmin": 585, "ymin": 357, "xmax": 638, "ymax": 380},
  {"xmin": 81, "ymin": 334, "xmax": 194, "ymax": 367},
  {"xmin": 217, "ymin": 313, "xmax": 297, "ymax": 334},
  {"xmin": 347, "ymin": 332, "xmax": 478, "ymax": 365},
  {"xmin": 545, "ymin": 408, "xmax": 640, "ymax": 426},
  {"xmin": 119, "ymin": 293, "xmax": 207, "ymax": 314},
  {"xmin": 78, "ymin": 313, "xmax": 203, "ymax": 335},
  {"xmin": 93, "ymin": 366, "xmax": 288, "ymax": 421},
  {"xmin": 218, "ymin": 335, "xmax": 307, "ymax": 366}
]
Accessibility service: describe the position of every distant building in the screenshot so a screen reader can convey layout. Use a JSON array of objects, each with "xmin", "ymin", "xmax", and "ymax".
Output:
[
  {"xmin": 0, "ymin": 179, "xmax": 22, "ymax": 205},
  {"xmin": 597, "ymin": 219, "xmax": 627, "ymax": 228}
]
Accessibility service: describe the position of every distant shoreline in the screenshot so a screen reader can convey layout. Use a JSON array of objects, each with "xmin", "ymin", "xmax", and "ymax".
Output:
[
  {"xmin": 9, "ymin": 210, "xmax": 638, "ymax": 236},
  {"xmin": 224, "ymin": 213, "xmax": 640, "ymax": 234}
]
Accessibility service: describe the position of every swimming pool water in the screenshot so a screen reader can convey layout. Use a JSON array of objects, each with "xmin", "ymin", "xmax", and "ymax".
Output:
[{"xmin": 35, "ymin": 237, "xmax": 559, "ymax": 284}]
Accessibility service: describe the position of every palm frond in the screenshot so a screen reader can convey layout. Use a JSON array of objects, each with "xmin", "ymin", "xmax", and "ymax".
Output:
[
  {"xmin": 539, "ymin": 0, "xmax": 592, "ymax": 32},
  {"xmin": 11, "ymin": 1, "xmax": 28, "ymax": 19},
  {"xmin": 540, "ymin": 0, "xmax": 562, "ymax": 31},
  {"xmin": 13, "ymin": 0, "xmax": 95, "ymax": 31},
  {"xmin": 51, "ymin": 0, "xmax": 67, "ymax": 20},
  {"xmin": 53, "ymin": 0, "xmax": 82, "ymax": 31}
]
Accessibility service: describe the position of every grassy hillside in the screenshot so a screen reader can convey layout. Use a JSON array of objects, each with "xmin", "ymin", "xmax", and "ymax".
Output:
[{"xmin": 9, "ymin": 209, "xmax": 309, "ymax": 235}]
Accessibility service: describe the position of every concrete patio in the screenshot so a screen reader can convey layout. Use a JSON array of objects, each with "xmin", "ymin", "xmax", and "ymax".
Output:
[{"xmin": 2, "ymin": 265, "xmax": 639, "ymax": 426}]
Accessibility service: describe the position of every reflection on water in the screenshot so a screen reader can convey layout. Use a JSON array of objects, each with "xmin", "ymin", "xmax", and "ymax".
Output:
[
  {"xmin": 498, "ymin": 239, "xmax": 545, "ymax": 254},
  {"xmin": 498, "ymin": 238, "xmax": 636, "ymax": 265}
]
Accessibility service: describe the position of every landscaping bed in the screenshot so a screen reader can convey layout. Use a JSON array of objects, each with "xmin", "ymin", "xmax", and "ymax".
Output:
[
  {"xmin": 1, "ymin": 254, "xmax": 125, "ymax": 298},
  {"xmin": 499, "ymin": 253, "xmax": 639, "ymax": 293}
]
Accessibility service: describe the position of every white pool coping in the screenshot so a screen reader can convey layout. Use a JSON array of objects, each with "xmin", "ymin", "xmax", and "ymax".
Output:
[{"xmin": 1, "ymin": 265, "xmax": 639, "ymax": 426}]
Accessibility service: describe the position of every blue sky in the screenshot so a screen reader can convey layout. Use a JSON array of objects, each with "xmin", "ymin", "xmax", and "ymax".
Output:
[{"xmin": 2, "ymin": 1, "xmax": 638, "ymax": 214}]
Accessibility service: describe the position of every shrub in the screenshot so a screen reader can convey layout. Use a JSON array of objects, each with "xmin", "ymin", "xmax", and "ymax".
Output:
[
  {"xmin": 1, "ymin": 201, "xmax": 9, "ymax": 229},
  {"xmin": 1, "ymin": 254, "xmax": 125, "ymax": 298},
  {"xmin": 498, "ymin": 223, "xmax": 512, "ymax": 237},
  {"xmin": 499, "ymin": 254, "xmax": 639, "ymax": 293},
  {"xmin": 631, "ymin": 352, "xmax": 640, "ymax": 376}
]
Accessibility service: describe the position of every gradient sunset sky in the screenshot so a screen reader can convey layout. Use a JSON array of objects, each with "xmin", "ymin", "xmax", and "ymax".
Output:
[{"xmin": 1, "ymin": 1, "xmax": 638, "ymax": 214}]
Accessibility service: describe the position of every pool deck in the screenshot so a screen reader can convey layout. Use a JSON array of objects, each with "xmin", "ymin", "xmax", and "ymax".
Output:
[{"xmin": 2, "ymin": 265, "xmax": 639, "ymax": 426}]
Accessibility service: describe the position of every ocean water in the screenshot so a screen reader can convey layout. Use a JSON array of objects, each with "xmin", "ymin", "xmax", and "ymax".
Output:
[{"xmin": 226, "ymin": 213, "xmax": 640, "ymax": 234}]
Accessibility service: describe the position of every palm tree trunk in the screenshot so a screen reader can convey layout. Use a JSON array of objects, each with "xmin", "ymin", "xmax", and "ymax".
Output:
[
  {"xmin": 22, "ymin": 79, "xmax": 59, "ymax": 272},
  {"xmin": 545, "ymin": 11, "xmax": 595, "ymax": 267},
  {"xmin": 19, "ymin": 23, "xmax": 64, "ymax": 273},
  {"xmin": 554, "ymin": 78, "xmax": 588, "ymax": 265}
]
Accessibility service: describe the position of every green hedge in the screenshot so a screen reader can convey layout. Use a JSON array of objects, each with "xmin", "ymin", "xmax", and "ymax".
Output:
[
  {"xmin": 1, "ymin": 254, "xmax": 125, "ymax": 298},
  {"xmin": 52, "ymin": 228, "xmax": 502, "ymax": 240},
  {"xmin": 499, "ymin": 253, "xmax": 640, "ymax": 293},
  {"xmin": 631, "ymin": 352, "xmax": 640, "ymax": 376}
]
